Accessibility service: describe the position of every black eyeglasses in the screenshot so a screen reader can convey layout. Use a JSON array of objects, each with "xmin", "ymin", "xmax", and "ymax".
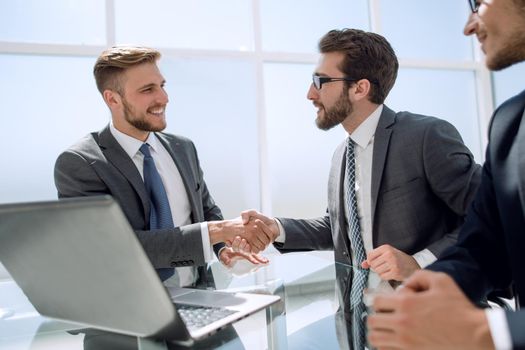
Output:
[
  {"xmin": 468, "ymin": 0, "xmax": 481, "ymax": 13},
  {"xmin": 312, "ymin": 75, "xmax": 358, "ymax": 90}
]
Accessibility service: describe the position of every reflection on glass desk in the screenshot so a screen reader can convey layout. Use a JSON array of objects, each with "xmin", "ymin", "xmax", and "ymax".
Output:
[{"xmin": 0, "ymin": 252, "xmax": 367, "ymax": 350}]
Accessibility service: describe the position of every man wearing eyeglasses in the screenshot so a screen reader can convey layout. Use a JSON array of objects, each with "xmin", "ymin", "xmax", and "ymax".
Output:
[
  {"xmin": 240, "ymin": 28, "xmax": 481, "ymax": 348},
  {"xmin": 368, "ymin": 1, "xmax": 525, "ymax": 349}
]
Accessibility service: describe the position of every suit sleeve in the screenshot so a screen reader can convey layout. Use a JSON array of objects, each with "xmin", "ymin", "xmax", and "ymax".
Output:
[
  {"xmin": 54, "ymin": 150, "xmax": 208, "ymax": 268},
  {"xmin": 427, "ymin": 150, "xmax": 511, "ymax": 301},
  {"xmin": 420, "ymin": 119, "xmax": 481, "ymax": 257},
  {"xmin": 273, "ymin": 214, "xmax": 334, "ymax": 252}
]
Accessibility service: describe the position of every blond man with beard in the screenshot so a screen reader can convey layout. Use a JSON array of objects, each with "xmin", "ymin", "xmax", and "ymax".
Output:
[{"xmin": 54, "ymin": 46, "xmax": 272, "ymax": 288}]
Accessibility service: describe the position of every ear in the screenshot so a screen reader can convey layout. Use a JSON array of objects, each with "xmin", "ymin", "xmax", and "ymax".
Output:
[
  {"xmin": 102, "ymin": 89, "xmax": 122, "ymax": 110},
  {"xmin": 350, "ymin": 79, "xmax": 372, "ymax": 102}
]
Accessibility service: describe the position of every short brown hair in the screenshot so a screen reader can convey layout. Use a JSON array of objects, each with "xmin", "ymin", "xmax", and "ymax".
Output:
[
  {"xmin": 93, "ymin": 46, "xmax": 161, "ymax": 95},
  {"xmin": 319, "ymin": 29, "xmax": 398, "ymax": 104}
]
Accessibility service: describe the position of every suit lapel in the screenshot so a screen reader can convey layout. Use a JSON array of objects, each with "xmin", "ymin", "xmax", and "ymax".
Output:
[
  {"xmin": 514, "ymin": 108, "xmax": 525, "ymax": 218},
  {"xmin": 155, "ymin": 134, "xmax": 200, "ymax": 219},
  {"xmin": 370, "ymin": 106, "xmax": 395, "ymax": 229},
  {"xmin": 97, "ymin": 126, "xmax": 150, "ymax": 217}
]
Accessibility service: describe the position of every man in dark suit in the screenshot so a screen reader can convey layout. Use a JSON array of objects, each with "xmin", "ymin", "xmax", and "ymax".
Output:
[
  {"xmin": 54, "ymin": 46, "xmax": 272, "ymax": 288},
  {"xmin": 368, "ymin": 1, "xmax": 525, "ymax": 349},
  {"xmin": 240, "ymin": 29, "xmax": 480, "ymax": 349}
]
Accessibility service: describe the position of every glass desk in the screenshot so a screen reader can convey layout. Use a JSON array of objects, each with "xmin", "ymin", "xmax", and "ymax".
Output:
[{"xmin": 0, "ymin": 253, "xmax": 363, "ymax": 349}]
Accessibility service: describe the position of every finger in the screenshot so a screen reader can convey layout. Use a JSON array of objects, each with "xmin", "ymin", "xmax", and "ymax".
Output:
[
  {"xmin": 240, "ymin": 209, "xmax": 258, "ymax": 224},
  {"xmin": 254, "ymin": 219, "xmax": 276, "ymax": 243},
  {"xmin": 253, "ymin": 224, "xmax": 271, "ymax": 247},
  {"xmin": 242, "ymin": 253, "xmax": 264, "ymax": 265},
  {"xmin": 231, "ymin": 236, "xmax": 242, "ymax": 252},
  {"xmin": 251, "ymin": 254, "xmax": 269, "ymax": 264},
  {"xmin": 362, "ymin": 260, "xmax": 370, "ymax": 269},
  {"xmin": 220, "ymin": 252, "xmax": 232, "ymax": 267},
  {"xmin": 368, "ymin": 329, "xmax": 403, "ymax": 350},
  {"xmin": 243, "ymin": 228, "xmax": 265, "ymax": 252},
  {"xmin": 249, "ymin": 233, "xmax": 265, "ymax": 251},
  {"xmin": 370, "ymin": 260, "xmax": 389, "ymax": 274},
  {"xmin": 367, "ymin": 247, "xmax": 384, "ymax": 263},
  {"xmin": 372, "ymin": 294, "xmax": 402, "ymax": 313}
]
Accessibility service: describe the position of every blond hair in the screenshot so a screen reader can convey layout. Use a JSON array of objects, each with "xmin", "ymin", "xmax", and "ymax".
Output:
[{"xmin": 93, "ymin": 46, "xmax": 161, "ymax": 94}]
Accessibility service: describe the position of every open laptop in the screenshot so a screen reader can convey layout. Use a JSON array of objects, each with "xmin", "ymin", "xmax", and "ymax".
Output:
[{"xmin": 0, "ymin": 196, "xmax": 280, "ymax": 344}]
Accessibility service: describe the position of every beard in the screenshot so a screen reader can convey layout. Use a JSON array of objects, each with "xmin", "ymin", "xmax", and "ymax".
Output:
[
  {"xmin": 122, "ymin": 97, "xmax": 166, "ymax": 132},
  {"xmin": 315, "ymin": 89, "xmax": 353, "ymax": 131},
  {"xmin": 487, "ymin": 31, "xmax": 525, "ymax": 71}
]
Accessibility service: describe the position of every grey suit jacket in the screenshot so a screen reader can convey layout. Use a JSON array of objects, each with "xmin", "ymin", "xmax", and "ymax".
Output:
[
  {"xmin": 54, "ymin": 125, "xmax": 223, "ymax": 285},
  {"xmin": 276, "ymin": 106, "xmax": 481, "ymax": 276}
]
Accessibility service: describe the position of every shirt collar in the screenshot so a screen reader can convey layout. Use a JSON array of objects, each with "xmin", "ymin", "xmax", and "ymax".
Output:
[
  {"xmin": 109, "ymin": 123, "xmax": 160, "ymax": 158},
  {"xmin": 349, "ymin": 104, "xmax": 383, "ymax": 149}
]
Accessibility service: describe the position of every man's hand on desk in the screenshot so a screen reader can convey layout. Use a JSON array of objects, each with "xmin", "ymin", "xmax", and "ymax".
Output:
[
  {"xmin": 208, "ymin": 217, "xmax": 275, "ymax": 253},
  {"xmin": 362, "ymin": 244, "xmax": 420, "ymax": 281},
  {"xmin": 367, "ymin": 270, "xmax": 494, "ymax": 350}
]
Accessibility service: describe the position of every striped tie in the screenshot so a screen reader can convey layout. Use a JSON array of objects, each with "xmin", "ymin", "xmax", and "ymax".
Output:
[{"xmin": 346, "ymin": 138, "xmax": 369, "ymax": 349}]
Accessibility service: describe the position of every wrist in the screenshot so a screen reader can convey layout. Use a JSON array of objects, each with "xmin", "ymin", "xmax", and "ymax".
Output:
[{"xmin": 208, "ymin": 221, "xmax": 225, "ymax": 244}]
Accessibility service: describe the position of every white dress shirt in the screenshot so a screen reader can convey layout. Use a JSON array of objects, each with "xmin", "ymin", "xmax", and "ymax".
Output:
[
  {"xmin": 110, "ymin": 124, "xmax": 213, "ymax": 286},
  {"xmin": 486, "ymin": 308, "xmax": 512, "ymax": 350}
]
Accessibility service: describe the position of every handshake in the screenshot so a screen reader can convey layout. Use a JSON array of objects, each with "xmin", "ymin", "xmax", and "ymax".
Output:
[{"xmin": 208, "ymin": 210, "xmax": 279, "ymax": 254}]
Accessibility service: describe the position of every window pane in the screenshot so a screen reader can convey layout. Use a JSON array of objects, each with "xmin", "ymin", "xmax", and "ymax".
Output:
[
  {"xmin": 0, "ymin": 55, "xmax": 108, "ymax": 204},
  {"xmin": 115, "ymin": 0, "xmax": 253, "ymax": 51},
  {"xmin": 261, "ymin": 0, "xmax": 369, "ymax": 53},
  {"xmin": 386, "ymin": 68, "xmax": 482, "ymax": 162},
  {"xmin": 264, "ymin": 63, "xmax": 344, "ymax": 218},
  {"xmin": 380, "ymin": 0, "xmax": 473, "ymax": 60},
  {"xmin": 492, "ymin": 61, "xmax": 525, "ymax": 107},
  {"xmin": 160, "ymin": 58, "xmax": 260, "ymax": 218},
  {"xmin": 0, "ymin": 0, "xmax": 106, "ymax": 45}
]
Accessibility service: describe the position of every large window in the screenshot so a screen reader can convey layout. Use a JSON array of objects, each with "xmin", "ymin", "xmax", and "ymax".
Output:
[{"xmin": 1, "ymin": 1, "xmax": 496, "ymax": 278}]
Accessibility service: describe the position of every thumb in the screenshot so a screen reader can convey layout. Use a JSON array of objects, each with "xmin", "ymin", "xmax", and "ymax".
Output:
[{"xmin": 240, "ymin": 209, "xmax": 258, "ymax": 224}]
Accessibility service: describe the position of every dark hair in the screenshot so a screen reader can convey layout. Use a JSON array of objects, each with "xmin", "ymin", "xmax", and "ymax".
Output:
[
  {"xmin": 93, "ymin": 46, "xmax": 161, "ymax": 95},
  {"xmin": 319, "ymin": 29, "xmax": 398, "ymax": 104}
]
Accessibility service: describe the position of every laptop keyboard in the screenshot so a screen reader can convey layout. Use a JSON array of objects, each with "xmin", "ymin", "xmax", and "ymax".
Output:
[{"xmin": 176, "ymin": 304, "xmax": 237, "ymax": 331}]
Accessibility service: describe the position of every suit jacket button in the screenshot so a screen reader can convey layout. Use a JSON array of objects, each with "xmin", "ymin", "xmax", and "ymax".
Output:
[{"xmin": 170, "ymin": 261, "xmax": 177, "ymax": 267}]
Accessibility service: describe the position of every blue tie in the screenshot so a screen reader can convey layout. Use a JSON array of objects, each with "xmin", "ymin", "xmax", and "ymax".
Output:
[
  {"xmin": 346, "ymin": 138, "xmax": 369, "ymax": 349},
  {"xmin": 140, "ymin": 143, "xmax": 175, "ymax": 281}
]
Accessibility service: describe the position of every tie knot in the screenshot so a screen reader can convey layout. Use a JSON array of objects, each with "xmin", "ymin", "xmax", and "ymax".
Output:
[{"xmin": 139, "ymin": 143, "xmax": 152, "ymax": 158}]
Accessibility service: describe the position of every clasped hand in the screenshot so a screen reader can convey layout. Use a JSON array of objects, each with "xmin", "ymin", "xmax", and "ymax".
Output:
[{"xmin": 227, "ymin": 210, "xmax": 279, "ymax": 254}]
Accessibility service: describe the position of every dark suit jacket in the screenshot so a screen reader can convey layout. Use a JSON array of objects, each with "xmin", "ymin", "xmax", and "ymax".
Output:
[
  {"xmin": 54, "ymin": 125, "xmax": 223, "ymax": 286},
  {"xmin": 275, "ymin": 106, "xmax": 481, "ymax": 299},
  {"xmin": 428, "ymin": 90, "xmax": 525, "ymax": 349}
]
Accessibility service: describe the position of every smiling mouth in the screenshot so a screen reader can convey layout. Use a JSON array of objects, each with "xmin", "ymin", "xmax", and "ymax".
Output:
[{"xmin": 148, "ymin": 106, "xmax": 165, "ymax": 116}]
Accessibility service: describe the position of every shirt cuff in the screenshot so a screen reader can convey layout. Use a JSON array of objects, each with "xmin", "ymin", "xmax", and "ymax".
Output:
[
  {"xmin": 412, "ymin": 249, "xmax": 436, "ymax": 268},
  {"xmin": 274, "ymin": 219, "xmax": 286, "ymax": 243},
  {"xmin": 485, "ymin": 308, "xmax": 512, "ymax": 350},
  {"xmin": 200, "ymin": 222, "xmax": 213, "ymax": 262}
]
